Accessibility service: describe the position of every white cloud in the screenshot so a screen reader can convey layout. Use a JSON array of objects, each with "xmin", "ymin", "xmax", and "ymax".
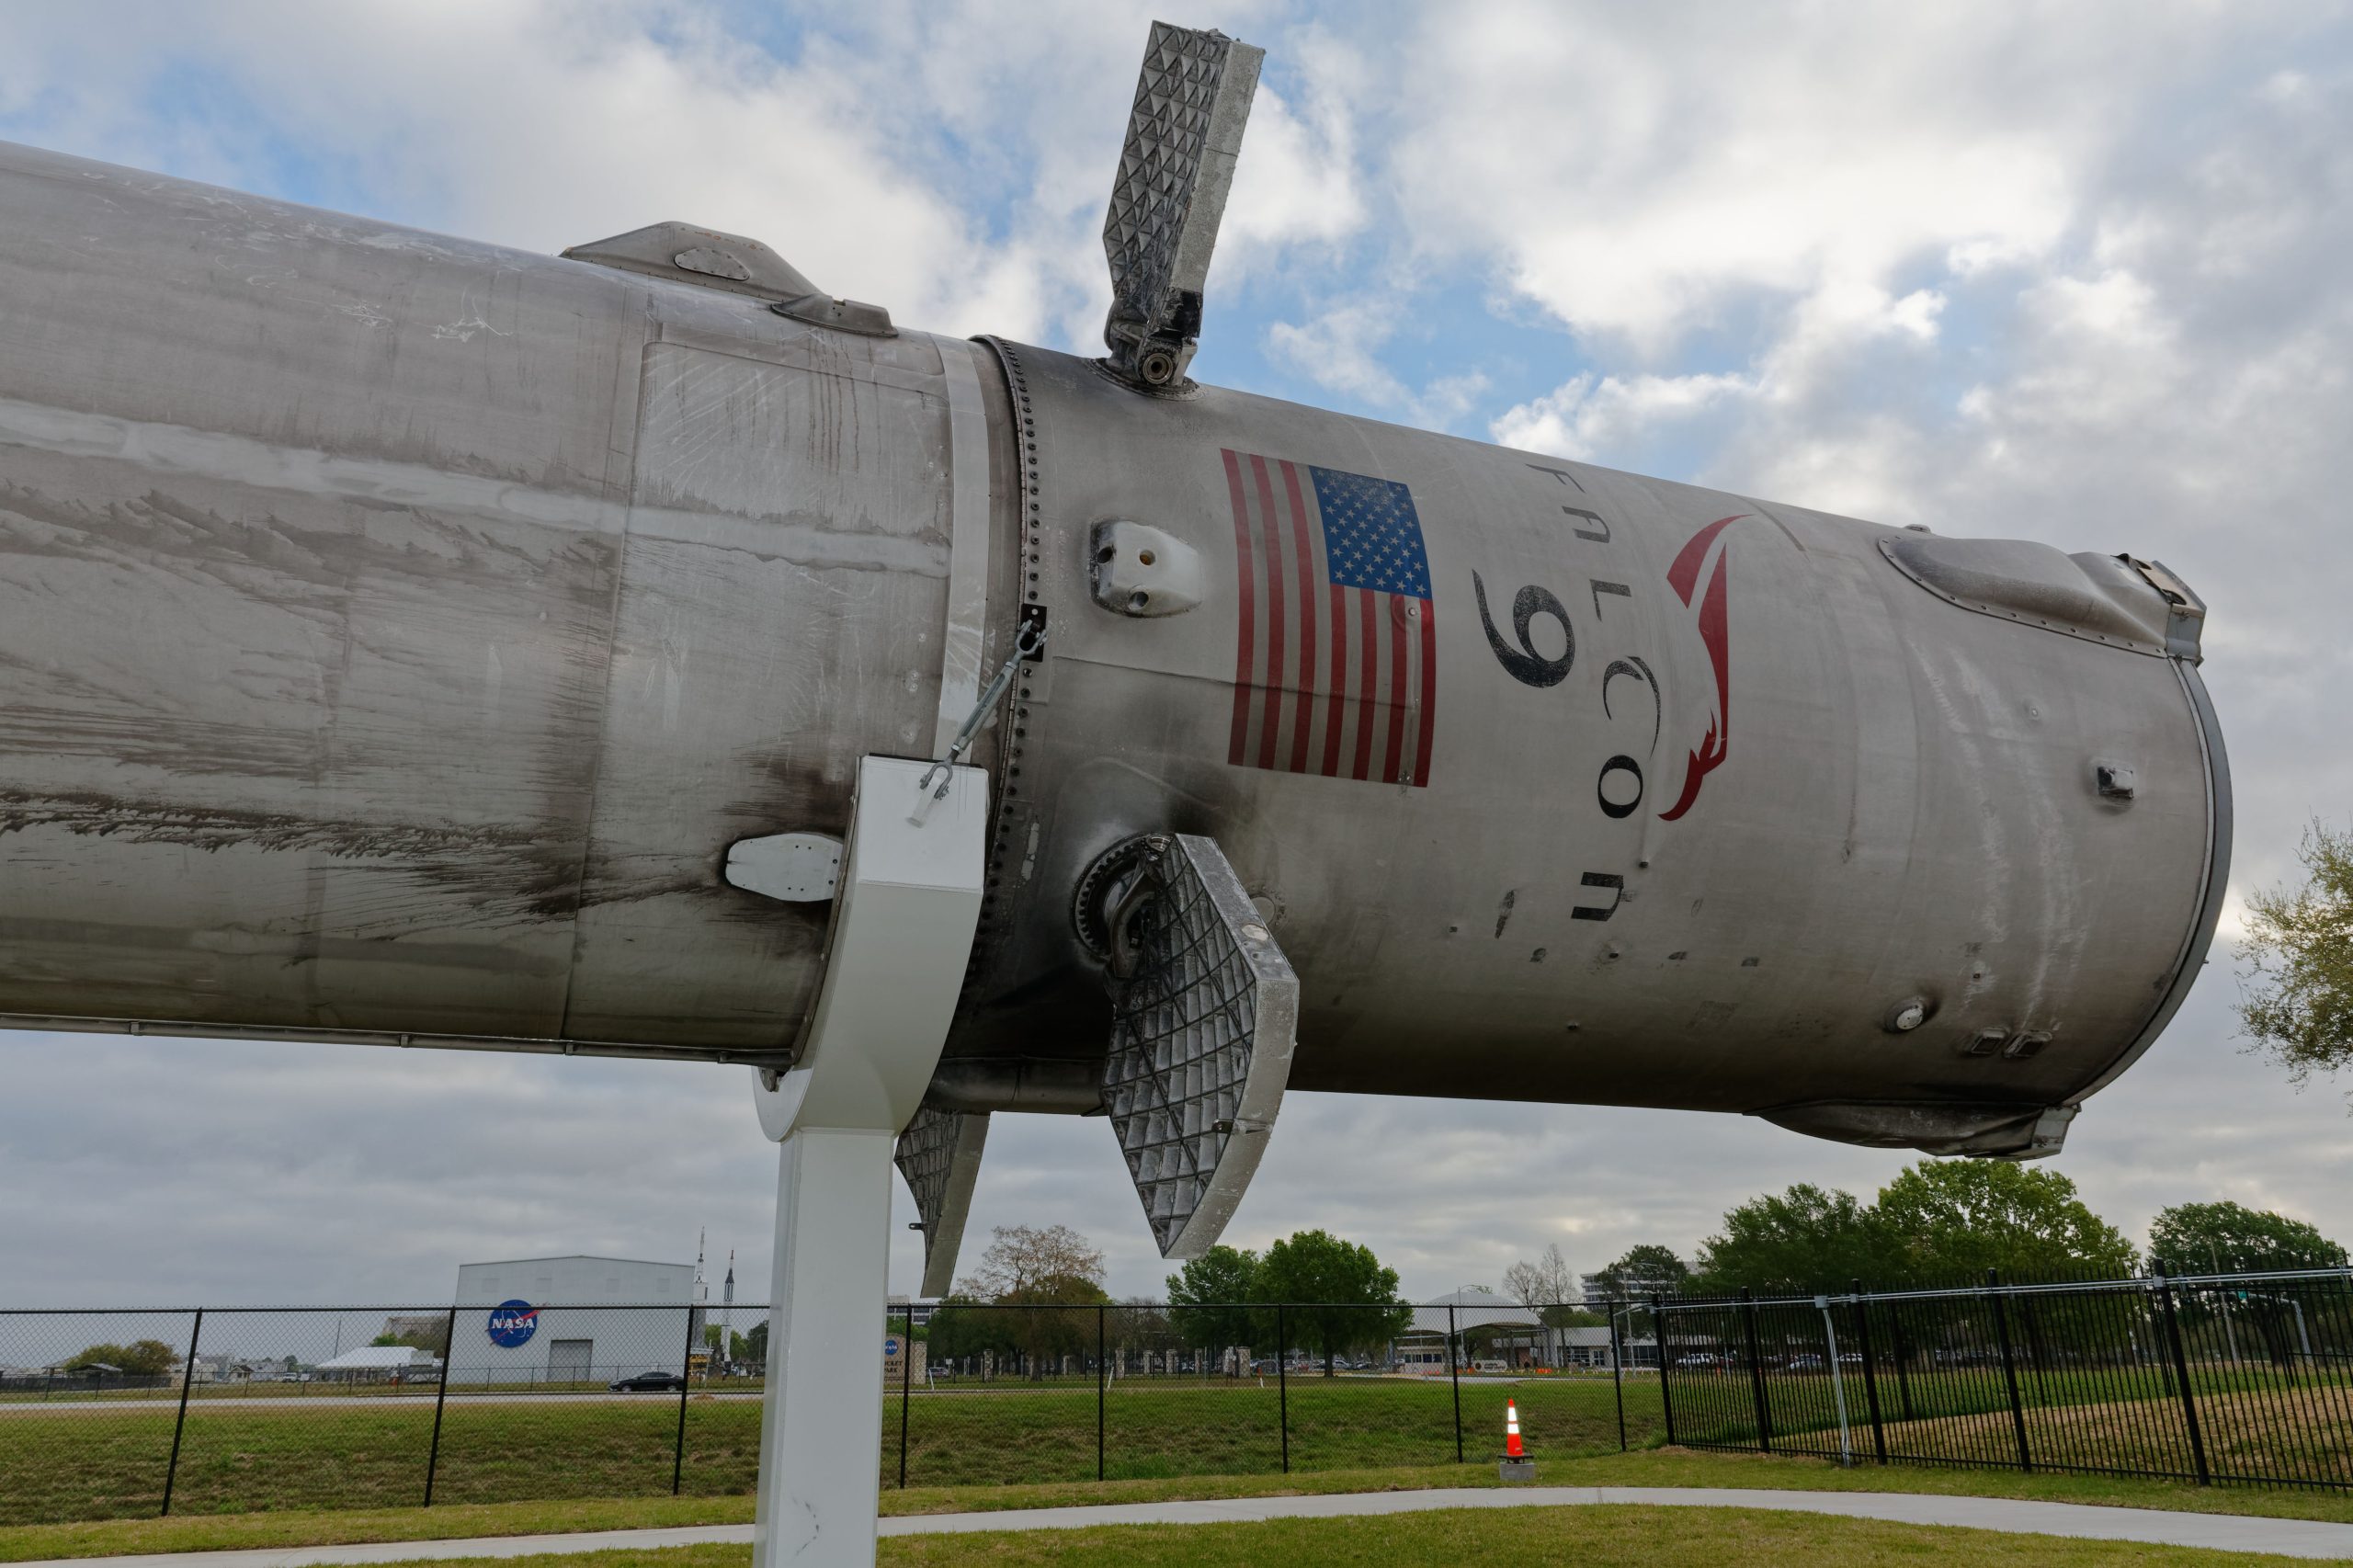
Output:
[
  {"xmin": 1267, "ymin": 296, "xmax": 1495, "ymax": 430},
  {"xmin": 1381, "ymin": 1, "xmax": 2139, "ymax": 353}
]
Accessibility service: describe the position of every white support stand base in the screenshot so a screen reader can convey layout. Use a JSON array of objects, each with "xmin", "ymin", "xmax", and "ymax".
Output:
[
  {"xmin": 748, "ymin": 756, "xmax": 986, "ymax": 1568},
  {"xmin": 756, "ymin": 1128, "xmax": 892, "ymax": 1562}
]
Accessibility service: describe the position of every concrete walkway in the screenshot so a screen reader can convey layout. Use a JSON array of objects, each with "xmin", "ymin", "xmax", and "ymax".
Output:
[{"xmin": 21, "ymin": 1486, "xmax": 2353, "ymax": 1567}]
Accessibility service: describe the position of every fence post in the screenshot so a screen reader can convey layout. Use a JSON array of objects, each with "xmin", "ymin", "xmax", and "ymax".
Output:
[
  {"xmin": 1096, "ymin": 1303, "xmax": 1106, "ymax": 1483},
  {"xmin": 1740, "ymin": 1288, "xmax": 1771, "ymax": 1452},
  {"xmin": 159, "ymin": 1307, "xmax": 203, "ymax": 1516},
  {"xmin": 1448, "ymin": 1302, "xmax": 1463, "ymax": 1463},
  {"xmin": 898, "ymin": 1304, "xmax": 913, "ymax": 1490},
  {"xmin": 424, "ymin": 1303, "xmax": 460, "ymax": 1506},
  {"xmin": 1652, "ymin": 1295, "xmax": 1677, "ymax": 1447},
  {"xmin": 671, "ymin": 1301, "xmax": 696, "ymax": 1495},
  {"xmin": 1850, "ymin": 1278, "xmax": 1887, "ymax": 1464},
  {"xmin": 1985, "ymin": 1268, "xmax": 2032, "ymax": 1472},
  {"xmin": 1276, "ymin": 1303, "xmax": 1290, "ymax": 1474},
  {"xmin": 1888, "ymin": 1301, "xmax": 1916, "ymax": 1421},
  {"xmin": 1608, "ymin": 1297, "xmax": 1627, "ymax": 1450},
  {"xmin": 2153, "ymin": 1262, "xmax": 2211, "ymax": 1485}
]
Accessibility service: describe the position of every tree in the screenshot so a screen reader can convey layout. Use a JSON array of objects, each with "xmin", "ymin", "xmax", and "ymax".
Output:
[
  {"xmin": 1588, "ymin": 1244, "xmax": 1691, "ymax": 1300},
  {"xmin": 1503, "ymin": 1244, "xmax": 1575, "ymax": 1315},
  {"xmin": 742, "ymin": 1319, "xmax": 768, "ymax": 1367},
  {"xmin": 1695, "ymin": 1183, "xmax": 1892, "ymax": 1293},
  {"xmin": 1503, "ymin": 1243, "xmax": 1600, "ymax": 1338},
  {"xmin": 370, "ymin": 1318, "xmax": 450, "ymax": 1358},
  {"xmin": 66, "ymin": 1339, "xmax": 176, "ymax": 1376},
  {"xmin": 957, "ymin": 1226, "xmax": 1109, "ymax": 1380},
  {"xmin": 2238, "ymin": 822, "xmax": 2353, "ymax": 1084},
  {"xmin": 1166, "ymin": 1244, "xmax": 1260, "ymax": 1355},
  {"xmin": 2150, "ymin": 1201, "xmax": 2348, "ymax": 1275},
  {"xmin": 1250, "ymin": 1229, "xmax": 1412, "ymax": 1376},
  {"xmin": 1873, "ymin": 1160, "xmax": 2137, "ymax": 1284},
  {"xmin": 959, "ymin": 1225, "xmax": 1106, "ymax": 1301},
  {"xmin": 920, "ymin": 1294, "xmax": 1004, "ymax": 1366}
]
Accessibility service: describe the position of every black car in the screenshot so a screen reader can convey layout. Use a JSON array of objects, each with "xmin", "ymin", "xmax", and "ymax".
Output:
[{"xmin": 608, "ymin": 1371, "xmax": 687, "ymax": 1392}]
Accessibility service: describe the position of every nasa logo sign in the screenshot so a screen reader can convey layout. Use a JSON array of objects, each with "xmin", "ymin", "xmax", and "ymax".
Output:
[
  {"xmin": 485, "ymin": 1300, "xmax": 540, "ymax": 1347},
  {"xmin": 883, "ymin": 1336, "xmax": 900, "ymax": 1356}
]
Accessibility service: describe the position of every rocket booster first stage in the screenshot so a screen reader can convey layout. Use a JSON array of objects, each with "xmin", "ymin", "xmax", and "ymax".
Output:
[{"xmin": 0, "ymin": 31, "xmax": 2225, "ymax": 1270}]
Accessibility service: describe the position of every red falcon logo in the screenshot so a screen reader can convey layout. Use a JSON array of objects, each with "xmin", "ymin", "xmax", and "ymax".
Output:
[{"xmin": 1659, "ymin": 515, "xmax": 1746, "ymax": 821}]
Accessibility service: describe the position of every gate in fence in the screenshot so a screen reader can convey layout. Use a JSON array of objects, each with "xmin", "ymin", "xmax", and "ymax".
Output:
[{"xmin": 1653, "ymin": 1266, "xmax": 2353, "ymax": 1492}]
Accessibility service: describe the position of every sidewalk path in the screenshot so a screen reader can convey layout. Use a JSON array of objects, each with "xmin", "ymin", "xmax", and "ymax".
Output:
[{"xmin": 20, "ymin": 1485, "xmax": 2353, "ymax": 1568}]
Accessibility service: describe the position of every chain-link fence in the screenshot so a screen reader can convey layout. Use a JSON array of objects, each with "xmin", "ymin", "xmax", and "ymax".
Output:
[
  {"xmin": 1654, "ymin": 1267, "xmax": 2353, "ymax": 1491},
  {"xmin": 0, "ymin": 1297, "xmax": 1657, "ymax": 1523}
]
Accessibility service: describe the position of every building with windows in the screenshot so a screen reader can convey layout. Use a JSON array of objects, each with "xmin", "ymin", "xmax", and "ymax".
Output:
[{"xmin": 453, "ymin": 1255, "xmax": 699, "ymax": 1385}]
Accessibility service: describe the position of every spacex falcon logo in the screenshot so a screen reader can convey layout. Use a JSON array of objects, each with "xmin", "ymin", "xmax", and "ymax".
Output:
[{"xmin": 1659, "ymin": 515, "xmax": 1746, "ymax": 822}]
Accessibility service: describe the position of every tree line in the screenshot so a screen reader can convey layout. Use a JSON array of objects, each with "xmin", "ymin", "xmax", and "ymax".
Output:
[
  {"xmin": 916, "ymin": 1222, "xmax": 1415, "ymax": 1377},
  {"xmin": 1560, "ymin": 1160, "xmax": 2347, "ymax": 1301}
]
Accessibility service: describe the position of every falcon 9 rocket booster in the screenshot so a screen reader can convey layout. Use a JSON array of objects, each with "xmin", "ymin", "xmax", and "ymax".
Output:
[{"xmin": 0, "ymin": 24, "xmax": 2225, "ymax": 1290}]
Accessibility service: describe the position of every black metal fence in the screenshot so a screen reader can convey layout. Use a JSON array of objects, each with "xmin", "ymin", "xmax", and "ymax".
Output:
[
  {"xmin": 0, "ymin": 1298, "xmax": 1659, "ymax": 1524},
  {"xmin": 21, "ymin": 1267, "xmax": 2341, "ymax": 1526},
  {"xmin": 1654, "ymin": 1267, "xmax": 2353, "ymax": 1492}
]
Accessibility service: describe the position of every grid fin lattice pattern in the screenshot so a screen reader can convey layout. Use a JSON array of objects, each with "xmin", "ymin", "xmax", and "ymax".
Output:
[
  {"xmin": 1103, "ymin": 834, "xmax": 1298, "ymax": 1258},
  {"xmin": 1099, "ymin": 22, "xmax": 1260, "ymax": 377},
  {"xmin": 893, "ymin": 1106, "xmax": 990, "ymax": 1297}
]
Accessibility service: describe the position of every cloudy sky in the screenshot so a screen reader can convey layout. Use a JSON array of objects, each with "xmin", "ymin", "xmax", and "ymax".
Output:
[{"xmin": 2, "ymin": 0, "xmax": 2349, "ymax": 1310}]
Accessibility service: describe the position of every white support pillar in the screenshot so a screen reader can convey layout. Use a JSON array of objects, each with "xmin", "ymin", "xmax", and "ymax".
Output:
[
  {"xmin": 748, "ymin": 756, "xmax": 986, "ymax": 1568},
  {"xmin": 755, "ymin": 1128, "xmax": 893, "ymax": 1561}
]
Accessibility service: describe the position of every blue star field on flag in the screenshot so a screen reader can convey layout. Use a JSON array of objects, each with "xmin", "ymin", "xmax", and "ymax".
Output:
[{"xmin": 1310, "ymin": 467, "xmax": 1433, "ymax": 598}]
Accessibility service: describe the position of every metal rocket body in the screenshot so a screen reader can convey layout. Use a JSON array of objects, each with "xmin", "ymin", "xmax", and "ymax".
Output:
[{"xmin": 0, "ymin": 25, "xmax": 2226, "ymax": 1266}]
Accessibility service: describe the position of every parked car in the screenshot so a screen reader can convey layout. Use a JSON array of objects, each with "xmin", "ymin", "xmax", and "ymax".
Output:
[
  {"xmin": 609, "ymin": 1371, "xmax": 687, "ymax": 1392},
  {"xmin": 1787, "ymin": 1353, "xmax": 1825, "ymax": 1372}
]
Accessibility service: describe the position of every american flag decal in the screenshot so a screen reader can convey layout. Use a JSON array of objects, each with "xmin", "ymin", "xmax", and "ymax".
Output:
[{"xmin": 1222, "ymin": 450, "xmax": 1437, "ymax": 787}]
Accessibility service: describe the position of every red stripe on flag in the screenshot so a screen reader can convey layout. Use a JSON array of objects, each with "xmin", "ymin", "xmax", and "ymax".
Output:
[
  {"xmin": 1323, "ymin": 581, "xmax": 1348, "ymax": 778},
  {"xmin": 1223, "ymin": 449, "xmax": 1254, "ymax": 767},
  {"xmin": 1281, "ymin": 460, "xmax": 1317, "ymax": 775},
  {"xmin": 1353, "ymin": 587, "xmax": 1378, "ymax": 781},
  {"xmin": 1250, "ymin": 455, "xmax": 1285, "ymax": 772},
  {"xmin": 1385, "ymin": 597, "xmax": 1409, "ymax": 784},
  {"xmin": 1414, "ymin": 600, "xmax": 1438, "ymax": 788}
]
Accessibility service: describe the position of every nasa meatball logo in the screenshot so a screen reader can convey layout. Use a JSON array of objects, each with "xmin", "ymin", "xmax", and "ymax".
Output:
[{"xmin": 485, "ymin": 1300, "xmax": 540, "ymax": 1347}]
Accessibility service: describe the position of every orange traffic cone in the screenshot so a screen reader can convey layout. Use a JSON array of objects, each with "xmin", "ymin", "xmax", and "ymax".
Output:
[{"xmin": 1505, "ymin": 1399, "xmax": 1526, "ymax": 1459}]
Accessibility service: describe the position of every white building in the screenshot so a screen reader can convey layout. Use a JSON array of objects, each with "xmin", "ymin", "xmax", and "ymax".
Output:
[{"xmin": 453, "ymin": 1255, "xmax": 699, "ymax": 1385}]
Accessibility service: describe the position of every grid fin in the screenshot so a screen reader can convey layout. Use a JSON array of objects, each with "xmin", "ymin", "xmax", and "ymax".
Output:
[
  {"xmin": 893, "ymin": 1106, "xmax": 990, "ymax": 1296},
  {"xmin": 1102, "ymin": 835, "xmax": 1297, "ymax": 1257},
  {"xmin": 1100, "ymin": 21, "xmax": 1262, "ymax": 384}
]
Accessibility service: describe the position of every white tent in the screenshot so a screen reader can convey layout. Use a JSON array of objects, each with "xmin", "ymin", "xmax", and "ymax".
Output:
[{"xmin": 315, "ymin": 1345, "xmax": 439, "ymax": 1374}]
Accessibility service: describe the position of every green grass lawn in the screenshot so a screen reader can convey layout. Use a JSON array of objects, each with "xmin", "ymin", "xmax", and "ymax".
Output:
[
  {"xmin": 31, "ymin": 1506, "xmax": 2314, "ymax": 1568},
  {"xmin": 6, "ymin": 1364, "xmax": 2346, "ymax": 1535},
  {"xmin": 0, "ymin": 1376, "xmax": 1662, "ymax": 1525},
  {"xmin": 9, "ymin": 1448, "xmax": 2353, "ymax": 1562}
]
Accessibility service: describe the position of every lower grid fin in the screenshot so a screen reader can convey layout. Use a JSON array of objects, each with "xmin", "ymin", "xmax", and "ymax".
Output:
[
  {"xmin": 893, "ymin": 1105, "xmax": 990, "ymax": 1297},
  {"xmin": 1102, "ymin": 834, "xmax": 1298, "ymax": 1259}
]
